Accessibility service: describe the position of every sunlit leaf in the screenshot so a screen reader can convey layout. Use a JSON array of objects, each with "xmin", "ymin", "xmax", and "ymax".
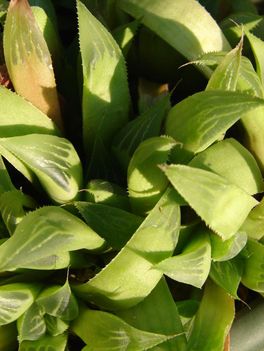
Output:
[
  {"xmin": 0, "ymin": 283, "xmax": 40, "ymax": 326},
  {"xmin": 3, "ymin": 0, "xmax": 62, "ymax": 128},
  {"xmin": 156, "ymin": 228, "xmax": 211, "ymax": 288},
  {"xmin": 187, "ymin": 280, "xmax": 235, "ymax": 351},
  {"xmin": 240, "ymin": 198, "xmax": 264, "ymax": 240},
  {"xmin": 74, "ymin": 187, "xmax": 180, "ymax": 310},
  {"xmin": 0, "ymin": 206, "xmax": 105, "ymax": 272},
  {"xmin": 246, "ymin": 31, "xmax": 264, "ymax": 86},
  {"xmin": 19, "ymin": 334, "xmax": 67, "ymax": 351},
  {"xmin": 161, "ymin": 164, "xmax": 257, "ymax": 239},
  {"xmin": 72, "ymin": 308, "xmax": 180, "ymax": 351},
  {"xmin": 0, "ymin": 134, "xmax": 82, "ymax": 203},
  {"xmin": 44, "ymin": 315, "xmax": 68, "ymax": 336},
  {"xmin": 77, "ymin": 0, "xmax": 130, "ymax": 157},
  {"xmin": 165, "ymin": 90, "xmax": 264, "ymax": 154}
]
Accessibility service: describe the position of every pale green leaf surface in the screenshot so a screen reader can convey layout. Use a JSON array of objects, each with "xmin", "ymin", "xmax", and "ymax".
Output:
[
  {"xmin": 0, "ymin": 190, "xmax": 36, "ymax": 235},
  {"xmin": 0, "ymin": 86, "xmax": 58, "ymax": 137},
  {"xmin": 117, "ymin": 279, "xmax": 187, "ymax": 351},
  {"xmin": 74, "ymin": 188, "xmax": 180, "ymax": 310},
  {"xmin": 118, "ymin": 0, "xmax": 230, "ymax": 67},
  {"xmin": 240, "ymin": 198, "xmax": 264, "ymax": 240},
  {"xmin": 206, "ymin": 39, "xmax": 242, "ymax": 91},
  {"xmin": 77, "ymin": 0, "xmax": 130, "ymax": 155},
  {"xmin": 72, "ymin": 308, "xmax": 179, "ymax": 351},
  {"xmin": 210, "ymin": 259, "xmax": 242, "ymax": 299},
  {"xmin": 113, "ymin": 95, "xmax": 170, "ymax": 170},
  {"xmin": 113, "ymin": 20, "xmax": 139, "ymax": 56},
  {"xmin": 17, "ymin": 302, "xmax": 46, "ymax": 342},
  {"xmin": 0, "ymin": 283, "xmax": 40, "ymax": 326},
  {"xmin": 210, "ymin": 231, "xmax": 247, "ymax": 262},
  {"xmin": 162, "ymin": 165, "xmax": 258, "ymax": 239},
  {"xmin": 44, "ymin": 315, "xmax": 68, "ymax": 336},
  {"xmin": 187, "ymin": 280, "xmax": 235, "ymax": 351},
  {"xmin": 19, "ymin": 334, "xmax": 67, "ymax": 351},
  {"xmin": 75, "ymin": 201, "xmax": 143, "ymax": 249},
  {"xmin": 0, "ymin": 206, "xmax": 105, "ymax": 272},
  {"xmin": 0, "ymin": 134, "xmax": 82, "ymax": 203},
  {"xmin": 165, "ymin": 90, "xmax": 264, "ymax": 154},
  {"xmin": 156, "ymin": 229, "xmax": 211, "ymax": 288},
  {"xmin": 242, "ymin": 239, "xmax": 264, "ymax": 293},
  {"xmin": 189, "ymin": 138, "xmax": 263, "ymax": 195},
  {"xmin": 246, "ymin": 31, "xmax": 264, "ymax": 86},
  {"xmin": 128, "ymin": 136, "xmax": 176, "ymax": 215},
  {"xmin": 36, "ymin": 281, "xmax": 78, "ymax": 320}
]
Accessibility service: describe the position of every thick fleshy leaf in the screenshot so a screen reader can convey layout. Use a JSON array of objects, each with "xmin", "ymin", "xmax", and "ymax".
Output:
[
  {"xmin": 0, "ymin": 283, "xmax": 40, "ymax": 326},
  {"xmin": 0, "ymin": 323, "xmax": 18, "ymax": 351},
  {"xmin": 0, "ymin": 134, "xmax": 82, "ymax": 203},
  {"xmin": 72, "ymin": 308, "xmax": 180, "ymax": 351},
  {"xmin": 246, "ymin": 31, "xmax": 264, "ymax": 86},
  {"xmin": 189, "ymin": 138, "xmax": 263, "ymax": 195},
  {"xmin": 206, "ymin": 39, "xmax": 242, "ymax": 91},
  {"xmin": 165, "ymin": 90, "xmax": 264, "ymax": 154},
  {"xmin": 36, "ymin": 281, "xmax": 78, "ymax": 321},
  {"xmin": 77, "ymin": 0, "xmax": 130, "ymax": 156},
  {"xmin": 19, "ymin": 334, "xmax": 67, "ymax": 351},
  {"xmin": 242, "ymin": 239, "xmax": 264, "ymax": 293},
  {"xmin": 210, "ymin": 258, "xmax": 243, "ymax": 299},
  {"xmin": 44, "ymin": 315, "xmax": 68, "ymax": 336},
  {"xmin": 240, "ymin": 198, "xmax": 264, "ymax": 240},
  {"xmin": 210, "ymin": 231, "xmax": 247, "ymax": 262},
  {"xmin": 162, "ymin": 164, "xmax": 257, "ymax": 239},
  {"xmin": 3, "ymin": 0, "xmax": 62, "ymax": 128},
  {"xmin": 75, "ymin": 201, "xmax": 143, "ymax": 249},
  {"xmin": 0, "ymin": 155, "xmax": 15, "ymax": 195},
  {"xmin": 0, "ymin": 86, "xmax": 58, "ymax": 137},
  {"xmin": 187, "ymin": 280, "xmax": 235, "ymax": 351},
  {"xmin": 0, "ymin": 190, "xmax": 36, "ymax": 235},
  {"xmin": 74, "ymin": 187, "xmax": 180, "ymax": 310},
  {"xmin": 113, "ymin": 96, "xmax": 170, "ymax": 170},
  {"xmin": 0, "ymin": 206, "xmax": 105, "ymax": 272},
  {"xmin": 118, "ymin": 0, "xmax": 230, "ymax": 67},
  {"xmin": 84, "ymin": 179, "xmax": 130, "ymax": 210},
  {"xmin": 156, "ymin": 229, "xmax": 211, "ymax": 288},
  {"xmin": 117, "ymin": 278, "xmax": 187, "ymax": 351},
  {"xmin": 17, "ymin": 303, "xmax": 46, "ymax": 342},
  {"xmin": 128, "ymin": 136, "xmax": 176, "ymax": 215}
]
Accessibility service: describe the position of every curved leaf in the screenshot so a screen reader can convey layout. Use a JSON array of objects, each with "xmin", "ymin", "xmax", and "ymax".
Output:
[{"xmin": 19, "ymin": 334, "xmax": 67, "ymax": 351}]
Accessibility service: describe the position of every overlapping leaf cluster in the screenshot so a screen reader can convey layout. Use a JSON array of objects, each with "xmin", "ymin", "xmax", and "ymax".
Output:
[{"xmin": 0, "ymin": 0, "xmax": 264, "ymax": 350}]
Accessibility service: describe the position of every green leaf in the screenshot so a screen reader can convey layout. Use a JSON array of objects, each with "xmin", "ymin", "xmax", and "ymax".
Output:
[
  {"xmin": 162, "ymin": 164, "xmax": 257, "ymax": 240},
  {"xmin": 210, "ymin": 231, "xmax": 247, "ymax": 262},
  {"xmin": 0, "ymin": 283, "xmax": 40, "ymax": 326},
  {"xmin": 186, "ymin": 280, "xmax": 235, "ymax": 351},
  {"xmin": 206, "ymin": 39, "xmax": 242, "ymax": 91},
  {"xmin": 240, "ymin": 198, "xmax": 264, "ymax": 240},
  {"xmin": 77, "ymin": 0, "xmax": 130, "ymax": 156},
  {"xmin": 19, "ymin": 334, "xmax": 67, "ymax": 351},
  {"xmin": 128, "ymin": 136, "xmax": 176, "ymax": 215},
  {"xmin": 0, "ymin": 86, "xmax": 59, "ymax": 137},
  {"xmin": 156, "ymin": 228, "xmax": 211, "ymax": 288},
  {"xmin": 72, "ymin": 308, "xmax": 180, "ymax": 351},
  {"xmin": 3, "ymin": 0, "xmax": 62, "ymax": 127},
  {"xmin": 210, "ymin": 258, "xmax": 243, "ymax": 299},
  {"xmin": 113, "ymin": 95, "xmax": 170, "ymax": 170},
  {"xmin": 0, "ymin": 190, "xmax": 36, "ymax": 235},
  {"xmin": 242, "ymin": 239, "xmax": 264, "ymax": 293},
  {"xmin": 189, "ymin": 138, "xmax": 263, "ymax": 195},
  {"xmin": 84, "ymin": 179, "xmax": 130, "ymax": 210},
  {"xmin": 246, "ymin": 31, "xmax": 264, "ymax": 87},
  {"xmin": 0, "ymin": 155, "xmax": 15, "ymax": 195},
  {"xmin": 17, "ymin": 303, "xmax": 46, "ymax": 342},
  {"xmin": 36, "ymin": 281, "xmax": 78, "ymax": 321},
  {"xmin": 0, "ymin": 323, "xmax": 18, "ymax": 351},
  {"xmin": 75, "ymin": 201, "xmax": 143, "ymax": 249},
  {"xmin": 113, "ymin": 19, "xmax": 139, "ymax": 56},
  {"xmin": 165, "ymin": 90, "xmax": 264, "ymax": 154},
  {"xmin": 117, "ymin": 278, "xmax": 187, "ymax": 351},
  {"xmin": 118, "ymin": 0, "xmax": 230, "ymax": 67},
  {"xmin": 0, "ymin": 206, "xmax": 105, "ymax": 272},
  {"xmin": 74, "ymin": 187, "xmax": 180, "ymax": 310},
  {"xmin": 44, "ymin": 315, "xmax": 68, "ymax": 337},
  {"xmin": 0, "ymin": 134, "xmax": 82, "ymax": 203}
]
